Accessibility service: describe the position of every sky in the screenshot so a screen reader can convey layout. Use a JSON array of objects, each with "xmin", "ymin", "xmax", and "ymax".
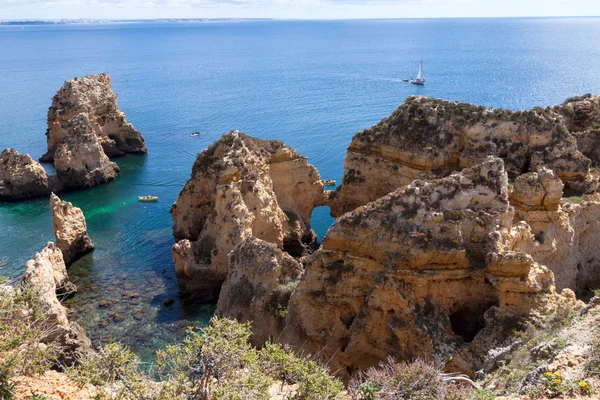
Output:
[{"xmin": 1, "ymin": 0, "xmax": 600, "ymax": 20}]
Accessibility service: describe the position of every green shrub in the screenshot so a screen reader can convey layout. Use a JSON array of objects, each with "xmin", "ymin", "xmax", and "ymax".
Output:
[
  {"xmin": 0, "ymin": 287, "xmax": 60, "ymax": 399},
  {"xmin": 349, "ymin": 358, "xmax": 446, "ymax": 399},
  {"xmin": 69, "ymin": 317, "xmax": 342, "ymax": 400},
  {"xmin": 69, "ymin": 343, "xmax": 140, "ymax": 386}
]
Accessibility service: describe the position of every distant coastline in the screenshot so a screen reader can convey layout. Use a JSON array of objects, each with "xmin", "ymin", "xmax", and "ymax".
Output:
[{"xmin": 0, "ymin": 18, "xmax": 273, "ymax": 26}]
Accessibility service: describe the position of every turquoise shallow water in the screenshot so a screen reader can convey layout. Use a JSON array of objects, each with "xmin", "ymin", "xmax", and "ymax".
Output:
[{"xmin": 1, "ymin": 18, "xmax": 600, "ymax": 358}]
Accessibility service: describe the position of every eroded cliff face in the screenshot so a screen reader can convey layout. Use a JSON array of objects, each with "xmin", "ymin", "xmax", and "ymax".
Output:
[
  {"xmin": 282, "ymin": 157, "xmax": 555, "ymax": 378},
  {"xmin": 0, "ymin": 148, "xmax": 60, "ymax": 200},
  {"xmin": 50, "ymin": 193, "xmax": 94, "ymax": 265},
  {"xmin": 330, "ymin": 96, "xmax": 598, "ymax": 217},
  {"xmin": 42, "ymin": 73, "xmax": 146, "ymax": 162},
  {"xmin": 171, "ymin": 131, "xmax": 326, "ymax": 301},
  {"xmin": 551, "ymin": 94, "xmax": 600, "ymax": 167},
  {"xmin": 174, "ymin": 96, "xmax": 600, "ymax": 382},
  {"xmin": 215, "ymin": 237, "xmax": 303, "ymax": 344},
  {"xmin": 21, "ymin": 242, "xmax": 92, "ymax": 365},
  {"xmin": 53, "ymin": 113, "xmax": 120, "ymax": 190}
]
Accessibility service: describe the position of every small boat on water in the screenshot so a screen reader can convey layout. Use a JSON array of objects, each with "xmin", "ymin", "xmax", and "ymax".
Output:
[
  {"xmin": 138, "ymin": 195, "xmax": 158, "ymax": 202},
  {"xmin": 191, "ymin": 131, "xmax": 201, "ymax": 136},
  {"xmin": 410, "ymin": 59, "xmax": 426, "ymax": 86},
  {"xmin": 322, "ymin": 179, "xmax": 336, "ymax": 186}
]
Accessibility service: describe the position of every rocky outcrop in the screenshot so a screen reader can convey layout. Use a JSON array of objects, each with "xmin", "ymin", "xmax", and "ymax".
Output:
[
  {"xmin": 50, "ymin": 193, "xmax": 94, "ymax": 265},
  {"xmin": 0, "ymin": 148, "xmax": 60, "ymax": 200},
  {"xmin": 509, "ymin": 168, "xmax": 564, "ymax": 212},
  {"xmin": 42, "ymin": 74, "xmax": 146, "ymax": 162},
  {"xmin": 21, "ymin": 242, "xmax": 92, "ymax": 365},
  {"xmin": 551, "ymin": 94, "xmax": 600, "ymax": 164},
  {"xmin": 53, "ymin": 114, "xmax": 120, "ymax": 190},
  {"xmin": 171, "ymin": 131, "xmax": 326, "ymax": 301},
  {"xmin": 1, "ymin": 120, "xmax": 118, "ymax": 199},
  {"xmin": 281, "ymin": 157, "xmax": 555, "ymax": 378},
  {"xmin": 330, "ymin": 96, "xmax": 598, "ymax": 217},
  {"xmin": 216, "ymin": 237, "xmax": 303, "ymax": 344}
]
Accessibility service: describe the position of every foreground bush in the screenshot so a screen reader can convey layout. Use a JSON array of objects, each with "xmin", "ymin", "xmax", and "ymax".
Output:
[
  {"xmin": 348, "ymin": 357, "xmax": 483, "ymax": 400},
  {"xmin": 70, "ymin": 317, "xmax": 344, "ymax": 400},
  {"xmin": 0, "ymin": 286, "xmax": 60, "ymax": 399}
]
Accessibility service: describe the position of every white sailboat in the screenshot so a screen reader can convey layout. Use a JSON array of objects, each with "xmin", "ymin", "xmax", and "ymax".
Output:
[{"xmin": 410, "ymin": 59, "xmax": 425, "ymax": 86}]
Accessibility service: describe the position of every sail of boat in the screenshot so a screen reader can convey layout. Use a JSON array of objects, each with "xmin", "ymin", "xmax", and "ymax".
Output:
[{"xmin": 411, "ymin": 59, "xmax": 426, "ymax": 86}]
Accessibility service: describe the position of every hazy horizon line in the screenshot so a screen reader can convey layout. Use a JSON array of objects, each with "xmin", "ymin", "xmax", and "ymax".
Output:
[{"xmin": 2, "ymin": 15, "xmax": 600, "ymax": 22}]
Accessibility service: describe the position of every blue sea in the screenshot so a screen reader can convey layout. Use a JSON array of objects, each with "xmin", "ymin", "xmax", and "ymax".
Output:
[{"xmin": 1, "ymin": 18, "xmax": 600, "ymax": 359}]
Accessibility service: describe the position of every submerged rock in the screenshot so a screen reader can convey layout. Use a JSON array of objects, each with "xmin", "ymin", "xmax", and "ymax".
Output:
[
  {"xmin": 0, "ymin": 148, "xmax": 60, "ymax": 200},
  {"xmin": 21, "ymin": 242, "xmax": 92, "ymax": 365},
  {"xmin": 330, "ymin": 96, "xmax": 598, "ymax": 216},
  {"xmin": 42, "ymin": 73, "xmax": 146, "ymax": 162},
  {"xmin": 171, "ymin": 131, "xmax": 326, "ymax": 301},
  {"xmin": 50, "ymin": 193, "xmax": 94, "ymax": 265},
  {"xmin": 53, "ymin": 113, "xmax": 120, "ymax": 190}
]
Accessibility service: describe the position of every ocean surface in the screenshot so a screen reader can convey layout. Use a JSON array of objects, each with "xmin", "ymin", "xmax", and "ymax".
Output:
[{"xmin": 1, "ymin": 18, "xmax": 600, "ymax": 359}]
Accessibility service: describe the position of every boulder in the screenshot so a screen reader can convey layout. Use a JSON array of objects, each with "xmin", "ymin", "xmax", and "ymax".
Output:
[
  {"xmin": 42, "ymin": 73, "xmax": 146, "ymax": 162},
  {"xmin": 54, "ymin": 113, "xmax": 120, "ymax": 190},
  {"xmin": 510, "ymin": 168, "xmax": 564, "ymax": 211},
  {"xmin": 0, "ymin": 148, "xmax": 59, "ymax": 200},
  {"xmin": 171, "ymin": 131, "xmax": 326, "ymax": 301},
  {"xmin": 50, "ymin": 193, "xmax": 94, "ymax": 265}
]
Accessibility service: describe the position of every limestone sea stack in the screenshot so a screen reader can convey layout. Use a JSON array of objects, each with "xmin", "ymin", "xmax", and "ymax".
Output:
[
  {"xmin": 21, "ymin": 242, "xmax": 92, "ymax": 365},
  {"xmin": 171, "ymin": 131, "xmax": 327, "ymax": 301},
  {"xmin": 53, "ymin": 113, "xmax": 120, "ymax": 190},
  {"xmin": 0, "ymin": 148, "xmax": 60, "ymax": 200},
  {"xmin": 50, "ymin": 193, "xmax": 94, "ymax": 265},
  {"xmin": 42, "ymin": 73, "xmax": 146, "ymax": 162},
  {"xmin": 329, "ymin": 96, "xmax": 598, "ymax": 217}
]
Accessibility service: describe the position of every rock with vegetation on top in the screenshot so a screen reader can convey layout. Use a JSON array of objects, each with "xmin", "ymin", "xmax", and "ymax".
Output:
[
  {"xmin": 329, "ymin": 96, "xmax": 598, "ymax": 217},
  {"xmin": 552, "ymin": 94, "xmax": 600, "ymax": 167},
  {"xmin": 0, "ymin": 148, "xmax": 60, "ymax": 200},
  {"xmin": 42, "ymin": 73, "xmax": 146, "ymax": 162},
  {"xmin": 216, "ymin": 237, "xmax": 303, "ymax": 344},
  {"xmin": 50, "ymin": 193, "xmax": 94, "ymax": 265},
  {"xmin": 171, "ymin": 131, "xmax": 326, "ymax": 301},
  {"xmin": 282, "ymin": 157, "xmax": 555, "ymax": 379},
  {"xmin": 53, "ymin": 113, "xmax": 120, "ymax": 190},
  {"xmin": 21, "ymin": 242, "xmax": 92, "ymax": 365}
]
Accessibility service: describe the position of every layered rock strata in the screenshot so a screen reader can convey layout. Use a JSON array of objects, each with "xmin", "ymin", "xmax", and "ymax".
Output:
[
  {"xmin": 282, "ymin": 157, "xmax": 554, "ymax": 378},
  {"xmin": 50, "ymin": 193, "xmax": 94, "ymax": 265},
  {"xmin": 0, "ymin": 148, "xmax": 60, "ymax": 200},
  {"xmin": 216, "ymin": 237, "xmax": 303, "ymax": 344},
  {"xmin": 53, "ymin": 113, "xmax": 120, "ymax": 190},
  {"xmin": 21, "ymin": 242, "xmax": 92, "ymax": 365},
  {"xmin": 330, "ymin": 96, "xmax": 598, "ymax": 217},
  {"xmin": 171, "ymin": 131, "xmax": 326, "ymax": 301},
  {"xmin": 42, "ymin": 73, "xmax": 146, "ymax": 162}
]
